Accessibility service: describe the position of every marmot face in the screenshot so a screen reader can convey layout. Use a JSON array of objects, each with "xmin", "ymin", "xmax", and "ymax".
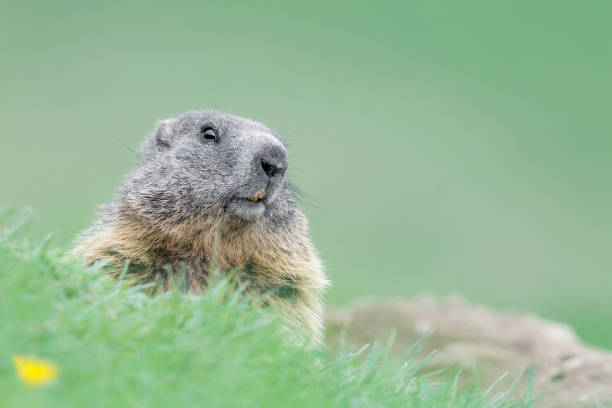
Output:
[{"xmin": 131, "ymin": 110, "xmax": 292, "ymax": 225}]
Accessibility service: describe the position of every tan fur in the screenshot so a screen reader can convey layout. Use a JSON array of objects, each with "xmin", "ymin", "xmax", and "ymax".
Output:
[{"xmin": 71, "ymin": 206, "xmax": 329, "ymax": 345}]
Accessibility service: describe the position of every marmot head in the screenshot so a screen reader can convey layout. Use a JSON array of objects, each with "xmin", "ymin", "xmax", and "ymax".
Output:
[{"xmin": 120, "ymin": 110, "xmax": 294, "ymax": 227}]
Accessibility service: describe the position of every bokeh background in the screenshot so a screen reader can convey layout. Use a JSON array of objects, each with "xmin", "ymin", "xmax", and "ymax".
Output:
[{"xmin": 2, "ymin": 2, "xmax": 611, "ymax": 347}]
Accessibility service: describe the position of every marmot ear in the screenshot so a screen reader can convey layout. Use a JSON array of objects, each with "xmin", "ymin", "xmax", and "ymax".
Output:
[{"xmin": 142, "ymin": 118, "xmax": 178, "ymax": 157}]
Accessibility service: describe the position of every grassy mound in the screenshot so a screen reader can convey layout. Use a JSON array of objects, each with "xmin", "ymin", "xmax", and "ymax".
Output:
[{"xmin": 0, "ymin": 208, "xmax": 535, "ymax": 407}]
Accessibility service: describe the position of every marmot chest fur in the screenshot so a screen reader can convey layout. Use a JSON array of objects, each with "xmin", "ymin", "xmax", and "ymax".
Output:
[{"xmin": 71, "ymin": 110, "xmax": 329, "ymax": 344}]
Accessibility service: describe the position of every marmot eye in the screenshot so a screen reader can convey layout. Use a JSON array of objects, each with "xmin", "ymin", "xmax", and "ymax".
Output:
[{"xmin": 200, "ymin": 126, "xmax": 218, "ymax": 141}]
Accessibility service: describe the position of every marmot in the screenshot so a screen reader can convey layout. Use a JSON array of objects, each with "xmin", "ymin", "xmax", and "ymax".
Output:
[{"xmin": 71, "ymin": 110, "xmax": 329, "ymax": 344}]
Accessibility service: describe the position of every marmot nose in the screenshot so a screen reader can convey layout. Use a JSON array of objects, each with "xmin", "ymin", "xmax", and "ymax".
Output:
[{"xmin": 259, "ymin": 145, "xmax": 287, "ymax": 178}]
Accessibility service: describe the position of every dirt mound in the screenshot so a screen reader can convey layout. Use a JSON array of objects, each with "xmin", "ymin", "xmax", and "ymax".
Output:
[{"xmin": 325, "ymin": 297, "xmax": 612, "ymax": 408}]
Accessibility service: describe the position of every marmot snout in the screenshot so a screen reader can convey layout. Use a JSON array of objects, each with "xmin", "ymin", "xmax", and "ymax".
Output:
[{"xmin": 71, "ymin": 110, "xmax": 329, "ymax": 344}]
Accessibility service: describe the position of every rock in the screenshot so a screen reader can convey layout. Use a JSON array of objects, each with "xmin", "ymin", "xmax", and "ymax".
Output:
[{"xmin": 325, "ymin": 296, "xmax": 612, "ymax": 408}]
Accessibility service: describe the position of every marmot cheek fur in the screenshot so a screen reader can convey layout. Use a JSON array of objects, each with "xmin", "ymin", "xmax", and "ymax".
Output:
[{"xmin": 70, "ymin": 110, "xmax": 329, "ymax": 344}]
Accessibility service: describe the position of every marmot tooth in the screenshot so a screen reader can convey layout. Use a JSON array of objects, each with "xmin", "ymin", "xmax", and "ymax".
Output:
[{"xmin": 249, "ymin": 190, "xmax": 265, "ymax": 201}]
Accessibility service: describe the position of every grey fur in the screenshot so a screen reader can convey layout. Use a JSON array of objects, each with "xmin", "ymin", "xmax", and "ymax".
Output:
[{"xmin": 132, "ymin": 110, "xmax": 290, "ymax": 224}]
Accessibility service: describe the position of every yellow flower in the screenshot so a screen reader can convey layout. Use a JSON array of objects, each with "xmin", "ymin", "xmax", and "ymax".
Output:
[{"xmin": 12, "ymin": 355, "xmax": 58, "ymax": 386}]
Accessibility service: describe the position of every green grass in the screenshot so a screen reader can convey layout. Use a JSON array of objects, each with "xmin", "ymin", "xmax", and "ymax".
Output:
[{"xmin": 0, "ymin": 208, "xmax": 535, "ymax": 407}]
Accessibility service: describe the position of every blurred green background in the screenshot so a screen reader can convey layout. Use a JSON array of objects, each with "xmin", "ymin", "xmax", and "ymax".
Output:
[{"xmin": 1, "ymin": 2, "xmax": 611, "ymax": 347}]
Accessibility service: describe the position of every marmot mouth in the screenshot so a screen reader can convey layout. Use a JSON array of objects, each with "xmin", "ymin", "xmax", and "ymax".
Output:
[{"xmin": 248, "ymin": 189, "xmax": 266, "ymax": 202}]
